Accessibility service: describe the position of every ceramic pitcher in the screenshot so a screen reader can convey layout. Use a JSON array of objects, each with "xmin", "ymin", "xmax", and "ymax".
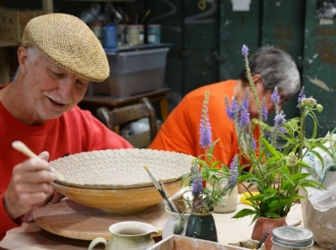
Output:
[{"xmin": 88, "ymin": 221, "xmax": 158, "ymax": 250}]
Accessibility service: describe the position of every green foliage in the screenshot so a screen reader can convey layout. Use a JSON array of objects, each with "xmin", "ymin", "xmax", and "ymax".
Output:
[
  {"xmin": 233, "ymin": 50, "xmax": 336, "ymax": 221},
  {"xmin": 181, "ymin": 139, "xmax": 236, "ymax": 214}
]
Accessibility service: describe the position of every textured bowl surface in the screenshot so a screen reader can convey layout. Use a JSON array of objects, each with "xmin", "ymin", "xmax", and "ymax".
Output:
[
  {"xmin": 50, "ymin": 148, "xmax": 194, "ymax": 189},
  {"xmin": 52, "ymin": 179, "xmax": 182, "ymax": 213}
]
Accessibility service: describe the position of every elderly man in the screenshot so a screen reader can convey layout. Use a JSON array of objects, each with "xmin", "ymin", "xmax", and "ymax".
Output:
[
  {"xmin": 150, "ymin": 46, "xmax": 300, "ymax": 167},
  {"xmin": 0, "ymin": 13, "xmax": 133, "ymax": 240}
]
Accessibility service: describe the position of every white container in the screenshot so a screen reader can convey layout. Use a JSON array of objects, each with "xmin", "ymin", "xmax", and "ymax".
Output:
[
  {"xmin": 162, "ymin": 206, "xmax": 190, "ymax": 239},
  {"xmin": 213, "ymin": 185, "xmax": 238, "ymax": 213},
  {"xmin": 87, "ymin": 47, "xmax": 169, "ymax": 97}
]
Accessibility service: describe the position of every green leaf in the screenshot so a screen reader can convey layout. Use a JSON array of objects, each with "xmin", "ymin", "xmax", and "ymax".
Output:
[
  {"xmin": 232, "ymin": 208, "xmax": 256, "ymax": 218},
  {"xmin": 180, "ymin": 173, "xmax": 190, "ymax": 188},
  {"xmin": 261, "ymin": 136, "xmax": 281, "ymax": 157}
]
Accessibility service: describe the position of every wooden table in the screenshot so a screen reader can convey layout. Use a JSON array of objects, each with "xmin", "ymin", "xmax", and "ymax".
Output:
[
  {"xmin": 0, "ymin": 200, "xmax": 328, "ymax": 250},
  {"xmin": 79, "ymin": 88, "xmax": 171, "ymax": 121}
]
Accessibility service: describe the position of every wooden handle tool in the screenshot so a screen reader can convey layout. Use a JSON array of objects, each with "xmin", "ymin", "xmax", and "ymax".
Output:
[{"xmin": 12, "ymin": 141, "xmax": 64, "ymax": 181}]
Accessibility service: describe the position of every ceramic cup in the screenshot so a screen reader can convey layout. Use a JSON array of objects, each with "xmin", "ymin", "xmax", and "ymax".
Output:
[
  {"xmin": 213, "ymin": 185, "xmax": 239, "ymax": 213},
  {"xmin": 88, "ymin": 221, "xmax": 158, "ymax": 250},
  {"xmin": 162, "ymin": 205, "xmax": 190, "ymax": 239}
]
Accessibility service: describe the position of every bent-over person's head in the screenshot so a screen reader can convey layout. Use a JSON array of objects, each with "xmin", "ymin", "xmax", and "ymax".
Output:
[
  {"xmin": 238, "ymin": 46, "xmax": 300, "ymax": 117},
  {"xmin": 11, "ymin": 13, "xmax": 109, "ymax": 124}
]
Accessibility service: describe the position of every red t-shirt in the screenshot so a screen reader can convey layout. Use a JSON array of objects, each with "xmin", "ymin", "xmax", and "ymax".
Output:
[{"xmin": 0, "ymin": 101, "xmax": 133, "ymax": 240}]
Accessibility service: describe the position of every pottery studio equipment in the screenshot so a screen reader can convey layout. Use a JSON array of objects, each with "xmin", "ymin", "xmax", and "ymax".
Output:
[
  {"xmin": 11, "ymin": 140, "xmax": 65, "ymax": 181},
  {"xmin": 31, "ymin": 148, "xmax": 193, "ymax": 240}
]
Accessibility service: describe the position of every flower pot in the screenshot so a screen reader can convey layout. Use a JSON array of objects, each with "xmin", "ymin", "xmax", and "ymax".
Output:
[
  {"xmin": 185, "ymin": 212, "xmax": 218, "ymax": 242},
  {"xmin": 162, "ymin": 206, "xmax": 190, "ymax": 239},
  {"xmin": 251, "ymin": 216, "xmax": 287, "ymax": 250}
]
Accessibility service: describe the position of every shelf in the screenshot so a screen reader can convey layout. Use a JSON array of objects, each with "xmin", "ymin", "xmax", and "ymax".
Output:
[
  {"xmin": 54, "ymin": 0, "xmax": 136, "ymax": 2},
  {"xmin": 104, "ymin": 43, "xmax": 172, "ymax": 54}
]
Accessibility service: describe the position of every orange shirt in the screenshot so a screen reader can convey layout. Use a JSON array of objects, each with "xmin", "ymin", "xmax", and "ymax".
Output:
[
  {"xmin": 150, "ymin": 80, "xmax": 237, "ymax": 166},
  {"xmin": 150, "ymin": 80, "xmax": 259, "ymax": 168}
]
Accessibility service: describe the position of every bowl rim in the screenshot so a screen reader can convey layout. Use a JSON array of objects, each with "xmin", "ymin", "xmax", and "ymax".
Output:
[{"xmin": 50, "ymin": 148, "xmax": 193, "ymax": 189}]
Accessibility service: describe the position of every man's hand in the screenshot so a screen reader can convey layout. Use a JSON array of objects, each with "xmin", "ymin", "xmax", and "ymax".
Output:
[
  {"xmin": 22, "ymin": 189, "xmax": 64, "ymax": 222},
  {"xmin": 3, "ymin": 151, "xmax": 55, "ymax": 220}
]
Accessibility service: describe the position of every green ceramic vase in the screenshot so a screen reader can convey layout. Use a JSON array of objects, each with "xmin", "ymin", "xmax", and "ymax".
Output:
[{"xmin": 185, "ymin": 212, "xmax": 218, "ymax": 242}]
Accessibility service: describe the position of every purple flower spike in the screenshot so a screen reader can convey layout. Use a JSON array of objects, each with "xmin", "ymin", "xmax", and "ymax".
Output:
[
  {"xmin": 242, "ymin": 88, "xmax": 249, "ymax": 110},
  {"xmin": 192, "ymin": 174, "xmax": 203, "ymax": 195},
  {"xmin": 251, "ymin": 138, "xmax": 257, "ymax": 150},
  {"xmin": 200, "ymin": 120, "xmax": 212, "ymax": 150},
  {"xmin": 231, "ymin": 98, "xmax": 240, "ymax": 113},
  {"xmin": 225, "ymin": 96, "xmax": 234, "ymax": 120},
  {"xmin": 274, "ymin": 111, "xmax": 286, "ymax": 126},
  {"xmin": 239, "ymin": 105, "xmax": 250, "ymax": 128},
  {"xmin": 262, "ymin": 98, "xmax": 268, "ymax": 121},
  {"xmin": 228, "ymin": 155, "xmax": 239, "ymax": 189},
  {"xmin": 199, "ymin": 91, "xmax": 212, "ymax": 150},
  {"xmin": 225, "ymin": 97, "xmax": 239, "ymax": 120},
  {"xmin": 241, "ymin": 44, "xmax": 249, "ymax": 56},
  {"xmin": 298, "ymin": 87, "xmax": 306, "ymax": 105},
  {"xmin": 271, "ymin": 87, "xmax": 280, "ymax": 105}
]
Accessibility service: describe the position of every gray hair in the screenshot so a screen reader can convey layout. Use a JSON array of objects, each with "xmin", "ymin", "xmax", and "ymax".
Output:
[
  {"xmin": 239, "ymin": 46, "xmax": 300, "ymax": 97},
  {"xmin": 13, "ymin": 47, "xmax": 44, "ymax": 80}
]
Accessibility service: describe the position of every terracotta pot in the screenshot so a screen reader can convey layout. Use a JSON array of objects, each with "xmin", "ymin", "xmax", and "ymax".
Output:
[{"xmin": 251, "ymin": 216, "xmax": 287, "ymax": 250}]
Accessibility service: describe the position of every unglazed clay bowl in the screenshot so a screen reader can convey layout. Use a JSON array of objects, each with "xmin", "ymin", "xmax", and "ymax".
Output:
[
  {"xmin": 52, "ymin": 179, "xmax": 181, "ymax": 213},
  {"xmin": 50, "ymin": 149, "xmax": 194, "ymax": 213}
]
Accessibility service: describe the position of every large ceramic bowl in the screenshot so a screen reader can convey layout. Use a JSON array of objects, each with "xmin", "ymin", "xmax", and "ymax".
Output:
[{"xmin": 50, "ymin": 148, "xmax": 194, "ymax": 213}]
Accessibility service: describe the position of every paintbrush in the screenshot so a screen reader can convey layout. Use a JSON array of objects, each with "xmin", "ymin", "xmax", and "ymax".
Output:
[
  {"xmin": 255, "ymin": 229, "xmax": 271, "ymax": 249},
  {"xmin": 12, "ymin": 140, "xmax": 64, "ymax": 181},
  {"xmin": 159, "ymin": 178, "xmax": 178, "ymax": 212},
  {"xmin": 141, "ymin": 10, "xmax": 151, "ymax": 24},
  {"xmin": 143, "ymin": 165, "xmax": 177, "ymax": 213}
]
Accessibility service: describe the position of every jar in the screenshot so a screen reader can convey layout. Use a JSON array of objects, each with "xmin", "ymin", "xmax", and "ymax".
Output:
[
  {"xmin": 271, "ymin": 226, "xmax": 314, "ymax": 250},
  {"xmin": 102, "ymin": 23, "xmax": 118, "ymax": 49},
  {"xmin": 147, "ymin": 24, "xmax": 161, "ymax": 44},
  {"xmin": 90, "ymin": 22, "xmax": 103, "ymax": 43},
  {"xmin": 138, "ymin": 24, "xmax": 144, "ymax": 44},
  {"xmin": 126, "ymin": 25, "xmax": 140, "ymax": 46},
  {"xmin": 117, "ymin": 24, "xmax": 126, "ymax": 46}
]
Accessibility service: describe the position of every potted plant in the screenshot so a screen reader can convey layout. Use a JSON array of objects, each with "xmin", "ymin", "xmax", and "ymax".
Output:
[
  {"xmin": 180, "ymin": 90, "xmax": 239, "ymax": 242},
  {"xmin": 226, "ymin": 45, "xmax": 334, "ymax": 249}
]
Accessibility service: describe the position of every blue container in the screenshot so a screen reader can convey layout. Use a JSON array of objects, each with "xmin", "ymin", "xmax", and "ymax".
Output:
[{"xmin": 103, "ymin": 23, "xmax": 118, "ymax": 49}]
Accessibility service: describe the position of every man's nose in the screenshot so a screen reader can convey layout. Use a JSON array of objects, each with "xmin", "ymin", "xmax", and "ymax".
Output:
[{"xmin": 58, "ymin": 79, "xmax": 74, "ymax": 101}]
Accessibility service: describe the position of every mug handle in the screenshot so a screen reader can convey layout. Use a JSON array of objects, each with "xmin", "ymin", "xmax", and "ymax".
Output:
[{"xmin": 88, "ymin": 237, "xmax": 108, "ymax": 250}]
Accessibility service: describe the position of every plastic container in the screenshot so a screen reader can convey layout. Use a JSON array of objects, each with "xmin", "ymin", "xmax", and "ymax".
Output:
[
  {"xmin": 90, "ymin": 22, "xmax": 103, "ymax": 43},
  {"xmin": 126, "ymin": 25, "xmax": 140, "ymax": 46},
  {"xmin": 117, "ymin": 24, "xmax": 126, "ymax": 46},
  {"xmin": 138, "ymin": 24, "xmax": 144, "ymax": 44},
  {"xmin": 271, "ymin": 226, "xmax": 314, "ymax": 250},
  {"xmin": 147, "ymin": 24, "xmax": 161, "ymax": 44},
  {"xmin": 87, "ymin": 47, "xmax": 170, "ymax": 97},
  {"xmin": 103, "ymin": 23, "xmax": 117, "ymax": 49}
]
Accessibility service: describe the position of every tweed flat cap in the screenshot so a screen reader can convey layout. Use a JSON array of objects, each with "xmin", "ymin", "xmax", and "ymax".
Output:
[{"xmin": 22, "ymin": 13, "xmax": 109, "ymax": 82}]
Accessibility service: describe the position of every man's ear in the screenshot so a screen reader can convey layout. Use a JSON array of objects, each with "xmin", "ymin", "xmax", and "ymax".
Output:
[
  {"xmin": 251, "ymin": 74, "xmax": 262, "ymax": 86},
  {"xmin": 17, "ymin": 46, "xmax": 29, "ymax": 74}
]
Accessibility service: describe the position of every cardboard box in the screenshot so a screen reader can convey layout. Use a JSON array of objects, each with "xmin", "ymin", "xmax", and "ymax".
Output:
[
  {"xmin": 0, "ymin": 8, "xmax": 46, "ymax": 43},
  {"xmin": 87, "ymin": 47, "xmax": 169, "ymax": 97},
  {"xmin": 148, "ymin": 235, "xmax": 263, "ymax": 250}
]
